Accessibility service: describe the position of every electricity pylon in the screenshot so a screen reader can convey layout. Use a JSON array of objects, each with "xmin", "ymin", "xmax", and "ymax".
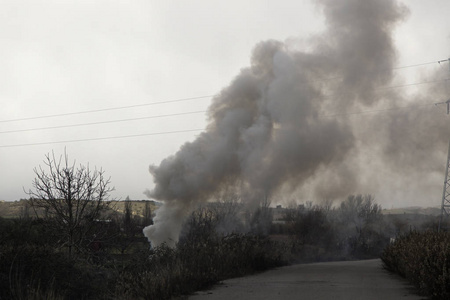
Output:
[
  {"xmin": 438, "ymin": 59, "xmax": 450, "ymax": 232},
  {"xmin": 439, "ymin": 138, "xmax": 450, "ymax": 231}
]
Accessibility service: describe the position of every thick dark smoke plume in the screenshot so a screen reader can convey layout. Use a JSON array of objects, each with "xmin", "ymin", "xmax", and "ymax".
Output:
[{"xmin": 144, "ymin": 0, "xmax": 450, "ymax": 247}]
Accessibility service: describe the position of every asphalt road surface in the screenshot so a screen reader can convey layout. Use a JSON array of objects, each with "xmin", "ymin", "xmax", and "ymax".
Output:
[{"xmin": 189, "ymin": 259, "xmax": 425, "ymax": 300}]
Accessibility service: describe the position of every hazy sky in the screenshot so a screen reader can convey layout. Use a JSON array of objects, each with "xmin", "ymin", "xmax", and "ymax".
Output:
[{"xmin": 1, "ymin": 0, "xmax": 450, "ymax": 208}]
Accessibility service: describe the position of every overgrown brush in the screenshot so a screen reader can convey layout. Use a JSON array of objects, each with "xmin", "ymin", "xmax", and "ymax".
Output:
[
  {"xmin": 381, "ymin": 231, "xmax": 450, "ymax": 299},
  {"xmin": 115, "ymin": 233, "xmax": 289, "ymax": 299},
  {"xmin": 0, "ymin": 244, "xmax": 112, "ymax": 299},
  {"xmin": 1, "ymin": 214, "xmax": 288, "ymax": 300},
  {"xmin": 0, "ymin": 217, "xmax": 114, "ymax": 300}
]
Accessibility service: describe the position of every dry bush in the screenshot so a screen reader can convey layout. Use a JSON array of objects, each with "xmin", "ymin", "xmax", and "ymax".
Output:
[
  {"xmin": 115, "ymin": 214, "xmax": 289, "ymax": 300},
  {"xmin": 382, "ymin": 231, "xmax": 450, "ymax": 299}
]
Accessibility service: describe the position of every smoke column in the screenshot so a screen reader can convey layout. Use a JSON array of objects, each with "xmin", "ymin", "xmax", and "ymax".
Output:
[{"xmin": 144, "ymin": 0, "xmax": 450, "ymax": 247}]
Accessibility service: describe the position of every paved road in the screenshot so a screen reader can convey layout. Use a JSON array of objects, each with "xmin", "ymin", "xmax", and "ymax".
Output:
[{"xmin": 189, "ymin": 259, "xmax": 425, "ymax": 300}]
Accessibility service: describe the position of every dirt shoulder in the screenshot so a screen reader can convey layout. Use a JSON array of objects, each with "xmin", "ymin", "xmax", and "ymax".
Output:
[{"xmin": 188, "ymin": 259, "xmax": 424, "ymax": 300}]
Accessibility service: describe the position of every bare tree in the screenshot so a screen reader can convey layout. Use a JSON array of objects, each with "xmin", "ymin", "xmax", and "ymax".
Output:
[
  {"xmin": 339, "ymin": 194, "xmax": 381, "ymax": 230},
  {"xmin": 250, "ymin": 192, "xmax": 273, "ymax": 236},
  {"xmin": 19, "ymin": 199, "xmax": 31, "ymax": 220},
  {"xmin": 123, "ymin": 196, "xmax": 133, "ymax": 231},
  {"xmin": 338, "ymin": 194, "xmax": 383, "ymax": 256},
  {"xmin": 211, "ymin": 187, "xmax": 243, "ymax": 234},
  {"xmin": 113, "ymin": 196, "xmax": 140, "ymax": 256},
  {"xmin": 142, "ymin": 200, "xmax": 153, "ymax": 227},
  {"xmin": 26, "ymin": 150, "xmax": 114, "ymax": 256}
]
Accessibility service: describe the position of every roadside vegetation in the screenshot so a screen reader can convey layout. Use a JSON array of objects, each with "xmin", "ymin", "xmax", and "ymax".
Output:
[
  {"xmin": 382, "ymin": 230, "xmax": 450, "ymax": 299},
  {"xmin": 1, "ymin": 151, "xmax": 442, "ymax": 299},
  {"xmin": 280, "ymin": 194, "xmax": 388, "ymax": 262},
  {"xmin": 0, "ymin": 209, "xmax": 288, "ymax": 299},
  {"xmin": 2, "ymin": 192, "xmax": 434, "ymax": 299}
]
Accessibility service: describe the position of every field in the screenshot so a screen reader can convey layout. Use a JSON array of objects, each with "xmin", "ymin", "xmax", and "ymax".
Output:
[
  {"xmin": 1, "ymin": 198, "xmax": 441, "ymax": 218},
  {"xmin": 0, "ymin": 199, "xmax": 161, "ymax": 219}
]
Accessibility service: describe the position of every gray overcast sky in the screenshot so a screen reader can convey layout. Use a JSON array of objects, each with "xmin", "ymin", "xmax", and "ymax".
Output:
[{"xmin": 1, "ymin": 0, "xmax": 450, "ymax": 207}]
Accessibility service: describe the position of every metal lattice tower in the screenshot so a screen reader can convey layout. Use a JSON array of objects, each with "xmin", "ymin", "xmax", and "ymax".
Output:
[
  {"xmin": 439, "ymin": 139, "xmax": 450, "ymax": 231},
  {"xmin": 438, "ymin": 58, "xmax": 450, "ymax": 232}
]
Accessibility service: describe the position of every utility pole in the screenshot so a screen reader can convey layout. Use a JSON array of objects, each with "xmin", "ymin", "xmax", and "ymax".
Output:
[{"xmin": 438, "ymin": 58, "xmax": 450, "ymax": 232}]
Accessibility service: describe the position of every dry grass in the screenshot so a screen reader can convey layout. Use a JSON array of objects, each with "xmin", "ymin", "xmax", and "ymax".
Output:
[
  {"xmin": 382, "ymin": 231, "xmax": 450, "ymax": 299},
  {"xmin": 0, "ymin": 199, "xmax": 160, "ymax": 218}
]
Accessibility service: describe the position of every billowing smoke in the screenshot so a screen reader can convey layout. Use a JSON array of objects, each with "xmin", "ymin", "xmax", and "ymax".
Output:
[{"xmin": 144, "ymin": 0, "xmax": 450, "ymax": 247}]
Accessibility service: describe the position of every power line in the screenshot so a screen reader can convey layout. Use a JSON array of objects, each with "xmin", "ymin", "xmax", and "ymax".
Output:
[
  {"xmin": 305, "ymin": 59, "xmax": 448, "ymax": 83},
  {"xmin": 3, "ymin": 76, "xmax": 448, "ymax": 133},
  {"xmin": 316, "ymin": 78, "xmax": 449, "ymax": 104},
  {"xmin": 311, "ymin": 59, "xmax": 448, "ymax": 84},
  {"xmin": 377, "ymin": 78, "xmax": 450, "ymax": 90},
  {"xmin": 0, "ymin": 110, "xmax": 207, "ymax": 134},
  {"xmin": 1, "ymin": 59, "xmax": 448, "ymax": 125},
  {"xmin": 392, "ymin": 59, "xmax": 448, "ymax": 70},
  {"xmin": 0, "ymin": 78, "xmax": 447, "ymax": 137},
  {"xmin": 0, "ymin": 102, "xmax": 442, "ymax": 148},
  {"xmin": 0, "ymin": 95, "xmax": 214, "ymax": 124},
  {"xmin": 319, "ymin": 103, "xmax": 436, "ymax": 118},
  {"xmin": 0, "ymin": 129, "xmax": 204, "ymax": 148}
]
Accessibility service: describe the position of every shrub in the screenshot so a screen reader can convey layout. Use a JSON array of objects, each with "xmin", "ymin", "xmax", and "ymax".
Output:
[
  {"xmin": 0, "ymin": 218, "xmax": 113, "ymax": 300},
  {"xmin": 115, "ymin": 233, "xmax": 288, "ymax": 299},
  {"xmin": 382, "ymin": 231, "xmax": 450, "ymax": 299}
]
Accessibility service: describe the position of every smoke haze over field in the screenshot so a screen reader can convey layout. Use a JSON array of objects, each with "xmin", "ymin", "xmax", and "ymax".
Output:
[{"xmin": 144, "ymin": 0, "xmax": 450, "ymax": 247}]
